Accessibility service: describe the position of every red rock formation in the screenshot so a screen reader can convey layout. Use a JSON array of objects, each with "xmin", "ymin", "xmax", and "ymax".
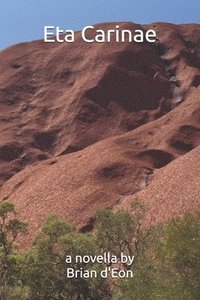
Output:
[{"xmin": 0, "ymin": 22, "xmax": 200, "ymax": 245}]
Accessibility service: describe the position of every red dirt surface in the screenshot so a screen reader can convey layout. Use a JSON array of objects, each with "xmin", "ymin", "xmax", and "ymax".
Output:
[{"xmin": 0, "ymin": 22, "xmax": 200, "ymax": 245}]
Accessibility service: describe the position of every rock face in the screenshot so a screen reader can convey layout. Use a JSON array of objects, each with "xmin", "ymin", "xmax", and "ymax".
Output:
[
  {"xmin": 120, "ymin": 144, "xmax": 200, "ymax": 226},
  {"xmin": 0, "ymin": 22, "xmax": 200, "ymax": 244}
]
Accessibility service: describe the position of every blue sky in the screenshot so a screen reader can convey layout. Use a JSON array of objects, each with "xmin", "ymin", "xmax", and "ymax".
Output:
[{"xmin": 0, "ymin": 0, "xmax": 200, "ymax": 49}]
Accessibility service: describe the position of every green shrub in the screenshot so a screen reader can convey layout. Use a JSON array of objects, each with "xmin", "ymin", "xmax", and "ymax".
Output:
[{"xmin": 1, "ymin": 199, "xmax": 199, "ymax": 300}]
